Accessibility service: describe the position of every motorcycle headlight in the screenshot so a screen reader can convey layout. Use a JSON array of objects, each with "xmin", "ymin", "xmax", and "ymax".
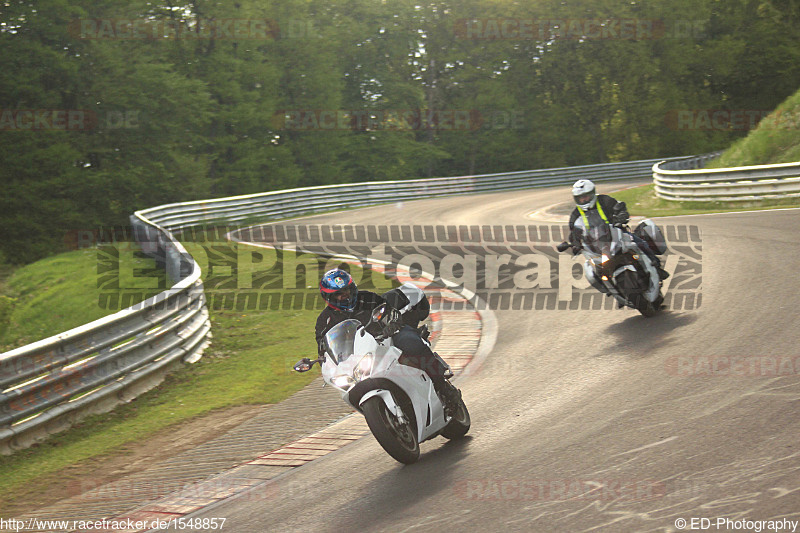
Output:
[
  {"xmin": 332, "ymin": 375, "xmax": 356, "ymax": 390},
  {"xmin": 601, "ymin": 254, "xmax": 610, "ymax": 264},
  {"xmin": 353, "ymin": 354, "xmax": 374, "ymax": 380}
]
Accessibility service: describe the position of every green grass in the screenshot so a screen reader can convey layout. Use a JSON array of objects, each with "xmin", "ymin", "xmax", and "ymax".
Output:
[
  {"xmin": 612, "ymin": 183, "xmax": 800, "ymax": 217},
  {"xmin": 706, "ymin": 87, "xmax": 800, "ymax": 168},
  {"xmin": 0, "ymin": 248, "xmax": 165, "ymax": 351},
  {"xmin": 0, "ymin": 306, "xmax": 320, "ymax": 508},
  {"xmin": 0, "ymin": 236, "xmax": 395, "ymax": 511}
]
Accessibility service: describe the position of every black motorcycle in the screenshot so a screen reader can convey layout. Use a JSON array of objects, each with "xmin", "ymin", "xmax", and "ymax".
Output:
[{"xmin": 558, "ymin": 219, "xmax": 666, "ymax": 317}]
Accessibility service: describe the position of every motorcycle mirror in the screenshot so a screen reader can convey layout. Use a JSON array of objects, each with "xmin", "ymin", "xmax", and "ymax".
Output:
[
  {"xmin": 371, "ymin": 304, "xmax": 387, "ymax": 323},
  {"xmin": 613, "ymin": 202, "xmax": 626, "ymax": 212},
  {"xmin": 556, "ymin": 241, "xmax": 570, "ymax": 252},
  {"xmin": 293, "ymin": 358, "xmax": 315, "ymax": 372}
]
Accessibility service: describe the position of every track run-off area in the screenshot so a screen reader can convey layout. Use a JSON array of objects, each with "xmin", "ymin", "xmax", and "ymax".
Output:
[{"xmin": 167, "ymin": 182, "xmax": 800, "ymax": 533}]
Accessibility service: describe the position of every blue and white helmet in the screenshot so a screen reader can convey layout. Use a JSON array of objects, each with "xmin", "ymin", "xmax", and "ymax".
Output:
[
  {"xmin": 319, "ymin": 268, "xmax": 358, "ymax": 311},
  {"xmin": 572, "ymin": 179, "xmax": 597, "ymax": 209}
]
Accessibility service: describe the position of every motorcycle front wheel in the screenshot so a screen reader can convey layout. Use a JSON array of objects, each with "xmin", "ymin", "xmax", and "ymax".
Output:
[
  {"xmin": 441, "ymin": 397, "xmax": 470, "ymax": 439},
  {"xmin": 362, "ymin": 396, "xmax": 420, "ymax": 464},
  {"xmin": 632, "ymin": 292, "xmax": 661, "ymax": 317}
]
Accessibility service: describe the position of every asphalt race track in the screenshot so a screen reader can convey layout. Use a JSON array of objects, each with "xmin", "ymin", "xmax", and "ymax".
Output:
[{"xmin": 179, "ymin": 184, "xmax": 800, "ymax": 532}]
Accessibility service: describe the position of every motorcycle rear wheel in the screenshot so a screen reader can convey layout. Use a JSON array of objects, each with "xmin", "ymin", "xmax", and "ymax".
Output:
[{"xmin": 362, "ymin": 396, "xmax": 420, "ymax": 464}]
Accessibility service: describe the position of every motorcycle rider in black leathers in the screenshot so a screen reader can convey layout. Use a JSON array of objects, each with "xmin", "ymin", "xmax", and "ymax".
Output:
[
  {"xmin": 568, "ymin": 179, "xmax": 670, "ymax": 281},
  {"xmin": 315, "ymin": 268, "xmax": 462, "ymax": 415}
]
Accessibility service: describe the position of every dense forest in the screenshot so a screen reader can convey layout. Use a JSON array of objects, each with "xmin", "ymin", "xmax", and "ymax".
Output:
[{"xmin": 1, "ymin": 0, "xmax": 799, "ymax": 263}]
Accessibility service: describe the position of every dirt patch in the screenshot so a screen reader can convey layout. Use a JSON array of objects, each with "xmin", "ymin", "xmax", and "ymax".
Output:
[{"xmin": 0, "ymin": 404, "xmax": 265, "ymax": 517}]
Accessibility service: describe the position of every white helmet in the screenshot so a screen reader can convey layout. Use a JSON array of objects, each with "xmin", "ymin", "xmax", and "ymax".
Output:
[{"xmin": 572, "ymin": 179, "xmax": 597, "ymax": 209}]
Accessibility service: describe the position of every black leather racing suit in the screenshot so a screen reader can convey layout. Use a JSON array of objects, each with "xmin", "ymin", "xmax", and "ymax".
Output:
[{"xmin": 315, "ymin": 290, "xmax": 448, "ymax": 380}]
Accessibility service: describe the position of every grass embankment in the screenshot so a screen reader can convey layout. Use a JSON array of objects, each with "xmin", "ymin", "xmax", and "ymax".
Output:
[
  {"xmin": 706, "ymin": 87, "xmax": 800, "ymax": 168},
  {"xmin": 615, "ymin": 86, "xmax": 800, "ymax": 216},
  {"xmin": 0, "ymin": 236, "xmax": 393, "ymax": 513},
  {"xmin": 612, "ymin": 183, "xmax": 800, "ymax": 217},
  {"xmin": 0, "ymin": 248, "xmax": 164, "ymax": 351}
]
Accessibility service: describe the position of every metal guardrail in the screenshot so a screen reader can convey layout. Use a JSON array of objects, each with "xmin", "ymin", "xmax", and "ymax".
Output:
[
  {"xmin": 138, "ymin": 157, "xmax": 682, "ymax": 231},
  {"xmin": 0, "ymin": 154, "xmax": 699, "ymax": 453},
  {"xmin": 653, "ymin": 154, "xmax": 800, "ymax": 201},
  {"xmin": 0, "ymin": 218, "xmax": 211, "ymax": 453}
]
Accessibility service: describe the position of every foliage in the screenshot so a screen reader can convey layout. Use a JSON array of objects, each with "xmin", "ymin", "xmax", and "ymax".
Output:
[{"xmin": 1, "ymin": 0, "xmax": 799, "ymax": 263}]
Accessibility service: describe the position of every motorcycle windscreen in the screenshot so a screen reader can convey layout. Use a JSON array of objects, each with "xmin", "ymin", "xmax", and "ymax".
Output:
[
  {"xmin": 324, "ymin": 319, "xmax": 361, "ymax": 364},
  {"xmin": 583, "ymin": 224, "xmax": 613, "ymax": 255}
]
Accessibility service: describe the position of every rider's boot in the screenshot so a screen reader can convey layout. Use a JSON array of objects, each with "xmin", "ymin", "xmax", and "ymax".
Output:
[{"xmin": 433, "ymin": 376, "xmax": 461, "ymax": 417}]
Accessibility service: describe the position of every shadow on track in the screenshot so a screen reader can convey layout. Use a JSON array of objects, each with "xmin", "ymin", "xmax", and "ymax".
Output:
[
  {"xmin": 600, "ymin": 310, "xmax": 699, "ymax": 358},
  {"xmin": 342, "ymin": 436, "xmax": 474, "ymax": 531}
]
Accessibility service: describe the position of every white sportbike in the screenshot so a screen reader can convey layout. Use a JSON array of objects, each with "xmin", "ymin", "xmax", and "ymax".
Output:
[{"xmin": 294, "ymin": 304, "xmax": 470, "ymax": 464}]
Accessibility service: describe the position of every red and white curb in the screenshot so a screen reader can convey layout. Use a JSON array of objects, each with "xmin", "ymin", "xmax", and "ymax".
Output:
[{"xmin": 247, "ymin": 415, "xmax": 371, "ymax": 467}]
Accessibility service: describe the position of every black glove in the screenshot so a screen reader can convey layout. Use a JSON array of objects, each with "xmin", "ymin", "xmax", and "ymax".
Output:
[
  {"xmin": 612, "ymin": 201, "xmax": 629, "ymax": 225},
  {"xmin": 382, "ymin": 307, "xmax": 402, "ymax": 337},
  {"xmin": 387, "ymin": 307, "xmax": 401, "ymax": 325},
  {"xmin": 558, "ymin": 240, "xmax": 582, "ymax": 255}
]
